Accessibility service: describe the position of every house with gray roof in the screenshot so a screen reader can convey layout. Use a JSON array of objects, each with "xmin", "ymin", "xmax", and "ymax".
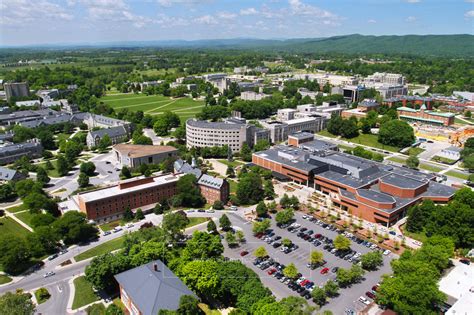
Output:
[
  {"xmin": 114, "ymin": 260, "xmax": 197, "ymax": 315},
  {"xmin": 86, "ymin": 126, "xmax": 128, "ymax": 149},
  {"xmin": 0, "ymin": 166, "xmax": 26, "ymax": 182},
  {"xmin": 0, "ymin": 139, "xmax": 43, "ymax": 165}
]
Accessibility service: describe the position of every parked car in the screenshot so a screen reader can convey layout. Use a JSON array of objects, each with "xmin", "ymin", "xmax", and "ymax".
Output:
[
  {"xmin": 102, "ymin": 231, "xmax": 111, "ymax": 236},
  {"xmin": 366, "ymin": 291, "xmax": 376, "ymax": 299},
  {"xmin": 320, "ymin": 268, "xmax": 329, "ymax": 274},
  {"xmin": 48, "ymin": 254, "xmax": 58, "ymax": 261},
  {"xmin": 460, "ymin": 258, "xmax": 471, "ymax": 265},
  {"xmin": 358, "ymin": 296, "xmax": 370, "ymax": 305},
  {"xmin": 240, "ymin": 251, "xmax": 249, "ymax": 257}
]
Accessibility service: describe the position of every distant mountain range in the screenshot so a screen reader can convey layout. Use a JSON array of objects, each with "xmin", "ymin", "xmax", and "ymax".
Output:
[{"xmin": 3, "ymin": 34, "xmax": 473, "ymax": 57}]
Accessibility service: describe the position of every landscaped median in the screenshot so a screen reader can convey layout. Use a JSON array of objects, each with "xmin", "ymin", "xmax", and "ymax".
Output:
[{"xmin": 74, "ymin": 237, "xmax": 125, "ymax": 262}]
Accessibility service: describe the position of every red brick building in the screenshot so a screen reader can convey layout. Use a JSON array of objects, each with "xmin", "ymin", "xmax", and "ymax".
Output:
[
  {"xmin": 253, "ymin": 145, "xmax": 456, "ymax": 226},
  {"xmin": 197, "ymin": 174, "xmax": 229, "ymax": 204},
  {"xmin": 77, "ymin": 174, "xmax": 180, "ymax": 222},
  {"xmin": 397, "ymin": 105, "xmax": 455, "ymax": 126}
]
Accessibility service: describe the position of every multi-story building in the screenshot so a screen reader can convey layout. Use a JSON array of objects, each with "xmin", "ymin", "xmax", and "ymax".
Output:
[
  {"xmin": 113, "ymin": 144, "xmax": 178, "ymax": 169},
  {"xmin": 383, "ymin": 95, "xmax": 433, "ymax": 109},
  {"xmin": 375, "ymin": 84, "xmax": 408, "ymax": 99},
  {"xmin": 198, "ymin": 174, "xmax": 229, "ymax": 204},
  {"xmin": 252, "ymin": 144, "xmax": 456, "ymax": 226},
  {"xmin": 0, "ymin": 139, "xmax": 43, "ymax": 165},
  {"xmin": 397, "ymin": 105, "xmax": 455, "ymax": 126},
  {"xmin": 298, "ymin": 88, "xmax": 320, "ymax": 100},
  {"xmin": 86, "ymin": 126, "xmax": 129, "ymax": 149},
  {"xmin": 186, "ymin": 118, "xmax": 255, "ymax": 153},
  {"xmin": 76, "ymin": 174, "xmax": 180, "ymax": 222},
  {"xmin": 240, "ymin": 91, "xmax": 270, "ymax": 101},
  {"xmin": 365, "ymin": 72, "xmax": 405, "ymax": 85},
  {"xmin": 4, "ymin": 82, "xmax": 29, "ymax": 101},
  {"xmin": 115, "ymin": 260, "xmax": 197, "ymax": 315},
  {"xmin": 277, "ymin": 108, "xmax": 297, "ymax": 121}
]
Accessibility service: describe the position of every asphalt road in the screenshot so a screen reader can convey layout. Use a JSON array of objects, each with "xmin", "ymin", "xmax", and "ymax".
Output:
[{"xmin": 224, "ymin": 211, "xmax": 396, "ymax": 314}]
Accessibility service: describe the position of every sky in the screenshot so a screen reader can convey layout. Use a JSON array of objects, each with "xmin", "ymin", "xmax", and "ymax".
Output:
[{"xmin": 0, "ymin": 0, "xmax": 473, "ymax": 46}]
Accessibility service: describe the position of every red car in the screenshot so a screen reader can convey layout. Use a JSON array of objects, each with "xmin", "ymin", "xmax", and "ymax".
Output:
[
  {"xmin": 320, "ymin": 267, "xmax": 329, "ymax": 274},
  {"xmin": 240, "ymin": 251, "xmax": 249, "ymax": 256},
  {"xmin": 267, "ymin": 268, "xmax": 277, "ymax": 275},
  {"xmin": 300, "ymin": 279, "xmax": 310, "ymax": 286},
  {"xmin": 366, "ymin": 291, "xmax": 376, "ymax": 299},
  {"xmin": 372, "ymin": 285, "xmax": 379, "ymax": 292},
  {"xmin": 315, "ymin": 234, "xmax": 322, "ymax": 238}
]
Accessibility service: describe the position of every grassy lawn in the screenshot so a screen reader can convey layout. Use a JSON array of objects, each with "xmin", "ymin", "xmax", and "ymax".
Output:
[
  {"xmin": 6, "ymin": 203, "xmax": 27, "ymax": 213},
  {"xmin": 455, "ymin": 117, "xmax": 474, "ymax": 125},
  {"xmin": 388, "ymin": 156, "xmax": 407, "ymax": 164},
  {"xmin": 400, "ymin": 225, "xmax": 428, "ymax": 244},
  {"xmin": 431, "ymin": 156, "xmax": 457, "ymax": 165},
  {"xmin": 113, "ymin": 298, "xmax": 126, "ymax": 312},
  {"xmin": 15, "ymin": 211, "xmax": 35, "ymax": 227},
  {"xmin": 446, "ymin": 170, "xmax": 469, "ymax": 180},
  {"xmin": 0, "ymin": 217, "xmax": 31, "ymax": 238},
  {"xmin": 100, "ymin": 94, "xmax": 204, "ymax": 121},
  {"xmin": 218, "ymin": 159, "xmax": 244, "ymax": 168},
  {"xmin": 419, "ymin": 163, "xmax": 443, "ymax": 173},
  {"xmin": 228, "ymin": 180, "xmax": 238, "ymax": 194},
  {"xmin": 35, "ymin": 159, "xmax": 61, "ymax": 178},
  {"xmin": 34, "ymin": 288, "xmax": 51, "ymax": 304},
  {"xmin": 407, "ymin": 147, "xmax": 424, "ymax": 156},
  {"xmin": 0, "ymin": 275, "xmax": 12, "ymax": 284},
  {"xmin": 72, "ymin": 276, "xmax": 100, "ymax": 310},
  {"xmin": 338, "ymin": 144, "xmax": 354, "ymax": 151},
  {"xmin": 317, "ymin": 130, "xmax": 337, "ymax": 138},
  {"xmin": 99, "ymin": 220, "xmax": 122, "ymax": 232},
  {"xmin": 75, "ymin": 237, "xmax": 125, "ymax": 262},
  {"xmin": 187, "ymin": 217, "xmax": 209, "ymax": 228}
]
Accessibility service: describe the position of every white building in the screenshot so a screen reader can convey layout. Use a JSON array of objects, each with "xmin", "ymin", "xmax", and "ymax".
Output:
[
  {"xmin": 365, "ymin": 72, "xmax": 406, "ymax": 85},
  {"xmin": 240, "ymin": 91, "xmax": 270, "ymax": 101},
  {"xmin": 439, "ymin": 262, "xmax": 474, "ymax": 315}
]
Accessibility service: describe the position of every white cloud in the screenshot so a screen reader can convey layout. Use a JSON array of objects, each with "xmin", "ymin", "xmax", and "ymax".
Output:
[
  {"xmin": 465, "ymin": 0, "xmax": 474, "ymax": 3},
  {"xmin": 404, "ymin": 0, "xmax": 421, "ymax": 3},
  {"xmin": 288, "ymin": 0, "xmax": 337, "ymax": 18},
  {"xmin": 367, "ymin": 19, "xmax": 377, "ymax": 23},
  {"xmin": 465, "ymin": 10, "xmax": 474, "ymax": 18},
  {"xmin": 194, "ymin": 15, "xmax": 217, "ymax": 25},
  {"xmin": 405, "ymin": 16, "xmax": 417, "ymax": 22},
  {"xmin": 217, "ymin": 12, "xmax": 237, "ymax": 20},
  {"xmin": 156, "ymin": 14, "xmax": 189, "ymax": 27},
  {"xmin": 157, "ymin": 0, "xmax": 210, "ymax": 7},
  {"xmin": 0, "ymin": 0, "xmax": 73, "ymax": 26},
  {"xmin": 76, "ymin": 0, "xmax": 151, "ymax": 28},
  {"xmin": 240, "ymin": 7, "xmax": 258, "ymax": 15}
]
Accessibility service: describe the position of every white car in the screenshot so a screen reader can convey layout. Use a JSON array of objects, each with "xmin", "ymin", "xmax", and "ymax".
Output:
[
  {"xmin": 230, "ymin": 206, "xmax": 238, "ymax": 211},
  {"xmin": 383, "ymin": 250, "xmax": 391, "ymax": 256},
  {"xmin": 302, "ymin": 215, "xmax": 308, "ymax": 219},
  {"xmin": 126, "ymin": 223, "xmax": 134, "ymax": 229},
  {"xmin": 206, "ymin": 209, "xmax": 215, "ymax": 213},
  {"xmin": 113, "ymin": 226, "xmax": 123, "ymax": 233},
  {"xmin": 358, "ymin": 296, "xmax": 370, "ymax": 305},
  {"xmin": 44, "ymin": 271, "xmax": 55, "ymax": 278}
]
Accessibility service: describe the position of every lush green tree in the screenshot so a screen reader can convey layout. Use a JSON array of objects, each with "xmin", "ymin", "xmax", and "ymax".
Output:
[
  {"xmin": 254, "ymin": 246, "xmax": 268, "ymax": 258},
  {"xmin": 85, "ymin": 253, "xmax": 131, "ymax": 292},
  {"xmin": 275, "ymin": 208, "xmax": 295, "ymax": 225},
  {"xmin": 327, "ymin": 113, "xmax": 344, "ymax": 136},
  {"xmin": 226, "ymin": 231, "xmax": 238, "ymax": 247},
  {"xmin": 349, "ymin": 264, "xmax": 365, "ymax": 283},
  {"xmin": 64, "ymin": 141, "xmax": 84, "ymax": 164},
  {"xmin": 98, "ymin": 134, "xmax": 112, "ymax": 151},
  {"xmin": 235, "ymin": 230, "xmax": 245, "ymax": 243},
  {"xmin": 105, "ymin": 303, "xmax": 124, "ymax": 315},
  {"xmin": 0, "ymin": 235, "xmax": 32, "ymax": 275},
  {"xmin": 252, "ymin": 219, "xmax": 271, "ymax": 234},
  {"xmin": 0, "ymin": 183, "xmax": 16, "ymax": 202},
  {"xmin": 360, "ymin": 251, "xmax": 384, "ymax": 270},
  {"xmin": 379, "ymin": 120, "xmax": 415, "ymax": 148},
  {"xmin": 226, "ymin": 166, "xmax": 235, "ymax": 178},
  {"xmin": 23, "ymin": 192, "xmax": 53, "ymax": 214},
  {"xmin": 120, "ymin": 166, "xmax": 131, "ymax": 179},
  {"xmin": 336, "ymin": 268, "xmax": 352, "ymax": 287},
  {"xmin": 309, "ymin": 251, "xmax": 324, "ymax": 265},
  {"xmin": 27, "ymin": 226, "xmax": 60, "ymax": 257},
  {"xmin": 53, "ymin": 211, "xmax": 98, "ymax": 245},
  {"xmin": 255, "ymin": 201, "xmax": 268, "ymax": 217},
  {"xmin": 162, "ymin": 211, "xmax": 189, "ymax": 241},
  {"xmin": 135, "ymin": 208, "xmax": 145, "ymax": 220},
  {"xmin": 219, "ymin": 214, "xmax": 232, "ymax": 231},
  {"xmin": 212, "ymin": 200, "xmax": 224, "ymax": 210},
  {"xmin": 333, "ymin": 235, "xmax": 351, "ymax": 251},
  {"xmin": 311, "ymin": 287, "xmax": 326, "ymax": 306},
  {"xmin": 253, "ymin": 140, "xmax": 270, "ymax": 152},
  {"xmin": 0, "ymin": 291, "xmax": 35, "ymax": 315},
  {"xmin": 80, "ymin": 162, "xmax": 96, "ymax": 176},
  {"xmin": 406, "ymin": 155, "xmax": 420, "ymax": 169},
  {"xmin": 123, "ymin": 207, "xmax": 134, "ymax": 222},
  {"xmin": 36, "ymin": 167, "xmax": 50, "ymax": 185},
  {"xmin": 78, "ymin": 172, "xmax": 90, "ymax": 188},
  {"xmin": 283, "ymin": 263, "xmax": 298, "ymax": 279},
  {"xmin": 153, "ymin": 111, "xmax": 180, "ymax": 136},
  {"xmin": 177, "ymin": 295, "xmax": 203, "ymax": 315},
  {"xmin": 56, "ymin": 154, "xmax": 70, "ymax": 176},
  {"xmin": 236, "ymin": 172, "xmax": 264, "ymax": 204},
  {"xmin": 281, "ymin": 238, "xmax": 292, "ymax": 247},
  {"xmin": 180, "ymin": 260, "xmax": 220, "ymax": 295},
  {"xmin": 406, "ymin": 200, "xmax": 436, "ymax": 233},
  {"xmin": 340, "ymin": 117, "xmax": 359, "ymax": 138},
  {"xmin": 324, "ymin": 280, "xmax": 339, "ymax": 298},
  {"xmin": 30, "ymin": 213, "xmax": 56, "ymax": 228},
  {"xmin": 207, "ymin": 220, "xmax": 217, "ymax": 233},
  {"xmin": 171, "ymin": 174, "xmax": 206, "ymax": 208},
  {"xmin": 182, "ymin": 231, "xmax": 224, "ymax": 260},
  {"xmin": 263, "ymin": 180, "xmax": 275, "ymax": 199},
  {"xmin": 240, "ymin": 143, "xmax": 252, "ymax": 162}
]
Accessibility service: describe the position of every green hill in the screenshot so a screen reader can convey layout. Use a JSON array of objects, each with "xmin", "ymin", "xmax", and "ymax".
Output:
[{"xmin": 284, "ymin": 34, "xmax": 474, "ymax": 57}]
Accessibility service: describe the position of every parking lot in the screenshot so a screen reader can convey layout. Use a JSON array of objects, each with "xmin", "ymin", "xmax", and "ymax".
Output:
[{"xmin": 224, "ymin": 211, "xmax": 396, "ymax": 314}]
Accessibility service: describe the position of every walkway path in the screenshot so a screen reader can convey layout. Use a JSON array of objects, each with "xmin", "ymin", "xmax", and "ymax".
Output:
[{"xmin": 4, "ymin": 204, "xmax": 34, "ymax": 232}]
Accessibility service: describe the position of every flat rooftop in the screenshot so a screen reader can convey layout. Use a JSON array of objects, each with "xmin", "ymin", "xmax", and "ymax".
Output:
[
  {"xmin": 78, "ymin": 174, "xmax": 180, "ymax": 203},
  {"xmin": 113, "ymin": 144, "xmax": 177, "ymax": 158},
  {"xmin": 380, "ymin": 173, "xmax": 427, "ymax": 189}
]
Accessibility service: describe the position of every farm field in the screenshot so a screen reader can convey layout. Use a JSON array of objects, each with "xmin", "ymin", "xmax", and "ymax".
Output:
[{"xmin": 100, "ymin": 93, "xmax": 205, "ymax": 122}]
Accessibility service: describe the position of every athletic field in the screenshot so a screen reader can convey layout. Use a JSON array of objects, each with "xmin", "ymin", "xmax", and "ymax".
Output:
[{"xmin": 100, "ymin": 93, "xmax": 205, "ymax": 122}]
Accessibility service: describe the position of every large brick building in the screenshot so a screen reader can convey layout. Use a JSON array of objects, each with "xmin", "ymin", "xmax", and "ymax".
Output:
[
  {"xmin": 198, "ymin": 174, "xmax": 229, "ymax": 205},
  {"xmin": 252, "ymin": 143, "xmax": 456, "ymax": 226},
  {"xmin": 76, "ymin": 174, "xmax": 180, "ymax": 222},
  {"xmin": 397, "ymin": 105, "xmax": 455, "ymax": 126}
]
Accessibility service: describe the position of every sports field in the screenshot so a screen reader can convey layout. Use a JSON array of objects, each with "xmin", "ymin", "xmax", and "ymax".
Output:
[{"xmin": 101, "ymin": 93, "xmax": 205, "ymax": 122}]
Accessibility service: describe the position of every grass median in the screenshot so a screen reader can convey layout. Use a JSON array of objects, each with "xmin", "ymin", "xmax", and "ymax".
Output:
[
  {"xmin": 72, "ymin": 276, "xmax": 100, "ymax": 309},
  {"xmin": 74, "ymin": 237, "xmax": 124, "ymax": 262}
]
